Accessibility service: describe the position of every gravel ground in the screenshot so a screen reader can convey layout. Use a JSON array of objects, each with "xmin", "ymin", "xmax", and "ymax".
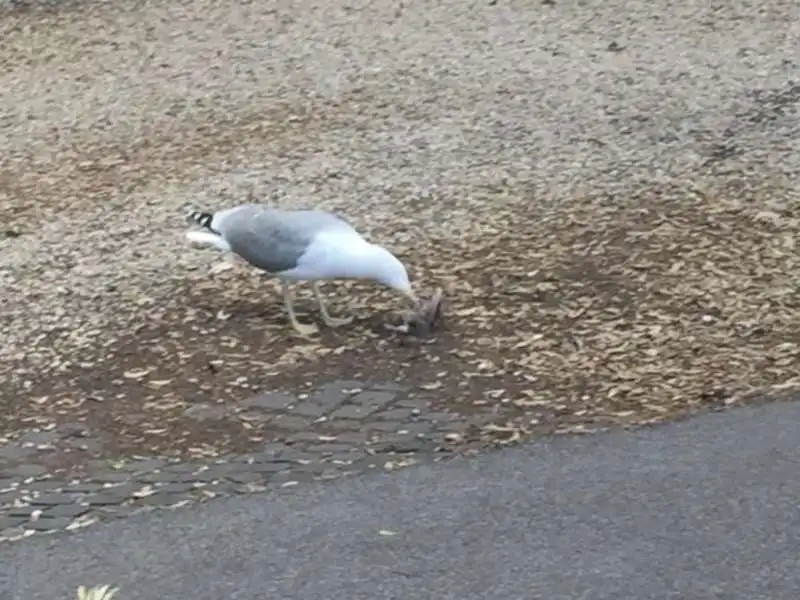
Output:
[{"xmin": 0, "ymin": 0, "xmax": 799, "ymax": 533}]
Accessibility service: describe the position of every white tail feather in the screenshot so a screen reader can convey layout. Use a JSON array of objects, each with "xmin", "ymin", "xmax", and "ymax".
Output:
[{"xmin": 185, "ymin": 231, "xmax": 232, "ymax": 252}]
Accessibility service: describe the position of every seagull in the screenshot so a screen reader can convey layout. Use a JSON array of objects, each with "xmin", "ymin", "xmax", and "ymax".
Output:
[{"xmin": 185, "ymin": 203, "xmax": 419, "ymax": 336}]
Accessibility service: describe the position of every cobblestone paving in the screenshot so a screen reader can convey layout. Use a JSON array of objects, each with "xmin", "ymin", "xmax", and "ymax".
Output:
[{"xmin": 0, "ymin": 379, "xmax": 493, "ymax": 543}]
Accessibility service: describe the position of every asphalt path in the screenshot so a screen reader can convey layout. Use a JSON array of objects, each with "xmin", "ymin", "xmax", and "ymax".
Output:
[{"xmin": 3, "ymin": 401, "xmax": 799, "ymax": 600}]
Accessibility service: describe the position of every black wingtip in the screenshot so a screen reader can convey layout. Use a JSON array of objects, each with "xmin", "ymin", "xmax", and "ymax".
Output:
[{"xmin": 188, "ymin": 210, "xmax": 215, "ymax": 230}]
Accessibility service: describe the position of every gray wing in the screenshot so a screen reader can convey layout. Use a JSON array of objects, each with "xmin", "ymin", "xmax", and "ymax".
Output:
[{"xmin": 213, "ymin": 204, "xmax": 358, "ymax": 274}]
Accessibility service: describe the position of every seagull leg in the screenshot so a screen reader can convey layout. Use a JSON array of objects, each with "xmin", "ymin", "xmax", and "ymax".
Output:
[
  {"xmin": 312, "ymin": 282, "xmax": 354, "ymax": 328},
  {"xmin": 281, "ymin": 282, "xmax": 319, "ymax": 337}
]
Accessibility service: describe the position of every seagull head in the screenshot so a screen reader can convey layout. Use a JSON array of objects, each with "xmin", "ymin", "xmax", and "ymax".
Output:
[{"xmin": 369, "ymin": 245, "xmax": 419, "ymax": 307}]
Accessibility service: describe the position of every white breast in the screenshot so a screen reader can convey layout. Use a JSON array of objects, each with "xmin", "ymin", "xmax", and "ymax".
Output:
[{"xmin": 279, "ymin": 230, "xmax": 375, "ymax": 281}]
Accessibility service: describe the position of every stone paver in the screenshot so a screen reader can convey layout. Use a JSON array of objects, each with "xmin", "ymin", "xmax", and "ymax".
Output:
[{"xmin": 0, "ymin": 378, "xmax": 491, "ymax": 543}]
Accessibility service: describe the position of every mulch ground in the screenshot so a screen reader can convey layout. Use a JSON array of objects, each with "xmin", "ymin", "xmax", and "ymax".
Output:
[{"xmin": 3, "ymin": 178, "xmax": 797, "ymax": 463}]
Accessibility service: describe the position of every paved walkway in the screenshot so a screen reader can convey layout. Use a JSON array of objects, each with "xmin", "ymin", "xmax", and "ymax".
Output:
[
  {"xmin": 3, "ymin": 401, "xmax": 799, "ymax": 600},
  {"xmin": 0, "ymin": 378, "xmax": 491, "ymax": 540}
]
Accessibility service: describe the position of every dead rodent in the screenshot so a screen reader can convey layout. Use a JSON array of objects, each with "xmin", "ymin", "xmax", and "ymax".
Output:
[{"xmin": 386, "ymin": 288, "xmax": 446, "ymax": 336}]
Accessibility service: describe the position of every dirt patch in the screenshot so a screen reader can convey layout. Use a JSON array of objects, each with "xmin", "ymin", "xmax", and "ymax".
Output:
[{"xmin": 2, "ymin": 180, "xmax": 797, "ymax": 462}]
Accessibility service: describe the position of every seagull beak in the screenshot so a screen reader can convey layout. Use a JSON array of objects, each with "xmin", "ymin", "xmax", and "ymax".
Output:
[{"xmin": 400, "ymin": 287, "xmax": 420, "ymax": 308}]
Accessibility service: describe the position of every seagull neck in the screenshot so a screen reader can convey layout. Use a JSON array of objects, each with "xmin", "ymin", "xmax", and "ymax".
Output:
[{"xmin": 337, "ymin": 241, "xmax": 393, "ymax": 281}]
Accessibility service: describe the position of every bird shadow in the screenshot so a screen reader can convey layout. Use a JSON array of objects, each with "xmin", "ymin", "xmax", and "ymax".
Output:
[{"xmin": 185, "ymin": 294, "xmax": 446, "ymax": 345}]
